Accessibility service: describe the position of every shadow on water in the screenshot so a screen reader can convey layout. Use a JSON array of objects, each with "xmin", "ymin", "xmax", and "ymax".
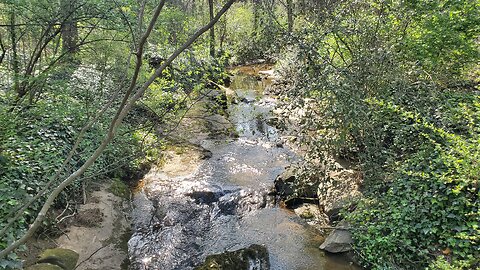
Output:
[{"xmin": 128, "ymin": 66, "xmax": 360, "ymax": 270}]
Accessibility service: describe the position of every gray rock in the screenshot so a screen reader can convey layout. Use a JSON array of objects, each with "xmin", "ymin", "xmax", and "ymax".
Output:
[
  {"xmin": 325, "ymin": 199, "xmax": 350, "ymax": 222},
  {"xmin": 266, "ymin": 117, "xmax": 279, "ymax": 127},
  {"xmin": 274, "ymin": 167, "xmax": 296, "ymax": 197},
  {"xmin": 196, "ymin": 244, "xmax": 270, "ymax": 270},
  {"xmin": 131, "ymin": 192, "xmax": 154, "ymax": 230},
  {"xmin": 318, "ymin": 167, "xmax": 362, "ymax": 223},
  {"xmin": 319, "ymin": 221, "xmax": 353, "ymax": 253},
  {"xmin": 202, "ymin": 149, "xmax": 213, "ymax": 159},
  {"xmin": 274, "ymin": 167, "xmax": 321, "ymax": 206},
  {"xmin": 278, "ymin": 167, "xmax": 296, "ymax": 182}
]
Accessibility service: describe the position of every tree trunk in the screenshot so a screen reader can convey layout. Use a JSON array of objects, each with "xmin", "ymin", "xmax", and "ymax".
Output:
[
  {"xmin": 208, "ymin": 0, "xmax": 215, "ymax": 58},
  {"xmin": 253, "ymin": 0, "xmax": 259, "ymax": 33},
  {"xmin": 0, "ymin": 34, "xmax": 5, "ymax": 65},
  {"xmin": 9, "ymin": 8, "xmax": 20, "ymax": 94},
  {"xmin": 61, "ymin": 0, "xmax": 78, "ymax": 57},
  {"xmin": 219, "ymin": 16, "xmax": 227, "ymax": 52},
  {"xmin": 286, "ymin": 0, "xmax": 294, "ymax": 32}
]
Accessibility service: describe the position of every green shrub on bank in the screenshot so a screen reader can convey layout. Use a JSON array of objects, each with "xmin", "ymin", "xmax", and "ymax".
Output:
[{"xmin": 347, "ymin": 96, "xmax": 479, "ymax": 269}]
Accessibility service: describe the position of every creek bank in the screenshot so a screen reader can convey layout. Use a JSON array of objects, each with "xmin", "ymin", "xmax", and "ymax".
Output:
[
  {"xmin": 272, "ymin": 158, "xmax": 358, "ymax": 255},
  {"xmin": 21, "ymin": 180, "xmax": 132, "ymax": 270},
  {"xmin": 55, "ymin": 181, "xmax": 131, "ymax": 270},
  {"xmin": 267, "ymin": 68, "xmax": 362, "ymax": 255},
  {"xmin": 274, "ymin": 164, "xmax": 359, "ymax": 257}
]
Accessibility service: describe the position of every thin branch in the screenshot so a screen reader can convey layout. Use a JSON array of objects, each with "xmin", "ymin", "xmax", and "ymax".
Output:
[
  {"xmin": 109, "ymin": 0, "xmax": 167, "ymax": 134},
  {"xmin": 111, "ymin": 0, "xmax": 136, "ymax": 46},
  {"xmin": 55, "ymin": 201, "xmax": 72, "ymax": 223},
  {"xmin": 74, "ymin": 244, "xmax": 111, "ymax": 270}
]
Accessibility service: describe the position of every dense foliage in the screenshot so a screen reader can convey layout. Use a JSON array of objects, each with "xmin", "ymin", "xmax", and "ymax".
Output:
[{"xmin": 272, "ymin": 0, "xmax": 479, "ymax": 269}]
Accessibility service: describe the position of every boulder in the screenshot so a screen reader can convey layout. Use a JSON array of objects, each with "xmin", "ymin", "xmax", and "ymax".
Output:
[
  {"xmin": 201, "ymin": 149, "xmax": 213, "ymax": 159},
  {"xmin": 319, "ymin": 221, "xmax": 353, "ymax": 253},
  {"xmin": 187, "ymin": 190, "xmax": 222, "ymax": 204},
  {"xmin": 275, "ymin": 167, "xmax": 321, "ymax": 207},
  {"xmin": 294, "ymin": 204, "xmax": 320, "ymax": 220},
  {"xmin": 318, "ymin": 167, "xmax": 362, "ymax": 222},
  {"xmin": 196, "ymin": 244, "xmax": 270, "ymax": 270}
]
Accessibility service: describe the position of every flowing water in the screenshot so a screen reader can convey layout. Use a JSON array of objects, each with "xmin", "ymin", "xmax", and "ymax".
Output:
[{"xmin": 128, "ymin": 67, "xmax": 359, "ymax": 270}]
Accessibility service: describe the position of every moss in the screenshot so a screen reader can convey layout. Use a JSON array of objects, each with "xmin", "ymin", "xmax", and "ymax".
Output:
[
  {"xmin": 299, "ymin": 209, "xmax": 315, "ymax": 219},
  {"xmin": 115, "ymin": 228, "xmax": 132, "ymax": 251},
  {"xmin": 118, "ymin": 229, "xmax": 132, "ymax": 270},
  {"xmin": 25, "ymin": 263, "xmax": 63, "ymax": 270},
  {"xmin": 37, "ymin": 248, "xmax": 79, "ymax": 270},
  {"xmin": 172, "ymin": 145, "xmax": 188, "ymax": 155},
  {"xmin": 109, "ymin": 178, "xmax": 130, "ymax": 199}
]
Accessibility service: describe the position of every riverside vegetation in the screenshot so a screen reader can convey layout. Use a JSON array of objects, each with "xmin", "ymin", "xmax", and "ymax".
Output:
[{"xmin": 0, "ymin": 0, "xmax": 479, "ymax": 270}]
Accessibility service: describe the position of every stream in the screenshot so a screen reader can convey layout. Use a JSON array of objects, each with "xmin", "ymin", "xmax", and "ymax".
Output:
[{"xmin": 128, "ymin": 66, "xmax": 358, "ymax": 270}]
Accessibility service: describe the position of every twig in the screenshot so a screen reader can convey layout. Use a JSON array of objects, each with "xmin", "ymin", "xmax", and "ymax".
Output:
[
  {"xmin": 56, "ymin": 213, "xmax": 76, "ymax": 224},
  {"xmin": 55, "ymin": 201, "xmax": 70, "ymax": 223},
  {"xmin": 317, "ymin": 226, "xmax": 351, "ymax": 230},
  {"xmin": 74, "ymin": 244, "xmax": 111, "ymax": 270},
  {"xmin": 82, "ymin": 181, "xmax": 87, "ymax": 205}
]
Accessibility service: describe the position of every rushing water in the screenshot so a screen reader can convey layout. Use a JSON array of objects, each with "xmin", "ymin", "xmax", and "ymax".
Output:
[{"xmin": 128, "ymin": 67, "xmax": 359, "ymax": 270}]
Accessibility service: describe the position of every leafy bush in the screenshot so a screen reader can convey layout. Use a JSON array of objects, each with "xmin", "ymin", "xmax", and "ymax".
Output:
[
  {"xmin": 401, "ymin": 0, "xmax": 480, "ymax": 81},
  {"xmin": 347, "ymin": 96, "xmax": 479, "ymax": 269}
]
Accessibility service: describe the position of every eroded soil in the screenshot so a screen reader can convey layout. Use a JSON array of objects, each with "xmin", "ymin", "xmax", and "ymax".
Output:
[{"xmin": 22, "ymin": 181, "xmax": 131, "ymax": 270}]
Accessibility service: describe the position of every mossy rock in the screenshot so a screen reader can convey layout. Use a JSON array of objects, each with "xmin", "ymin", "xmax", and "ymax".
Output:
[
  {"xmin": 35, "ymin": 248, "xmax": 79, "ymax": 270},
  {"xmin": 25, "ymin": 263, "xmax": 63, "ymax": 270}
]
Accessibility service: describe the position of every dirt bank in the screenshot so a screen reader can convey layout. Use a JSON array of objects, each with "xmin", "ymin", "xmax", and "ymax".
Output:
[{"xmin": 21, "ymin": 181, "xmax": 131, "ymax": 270}]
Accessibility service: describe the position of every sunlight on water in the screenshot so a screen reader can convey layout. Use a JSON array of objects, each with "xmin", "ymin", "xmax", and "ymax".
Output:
[{"xmin": 128, "ymin": 67, "xmax": 359, "ymax": 270}]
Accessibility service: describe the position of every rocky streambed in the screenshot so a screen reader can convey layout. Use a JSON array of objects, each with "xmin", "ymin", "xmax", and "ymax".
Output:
[{"xmin": 128, "ymin": 65, "xmax": 359, "ymax": 270}]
